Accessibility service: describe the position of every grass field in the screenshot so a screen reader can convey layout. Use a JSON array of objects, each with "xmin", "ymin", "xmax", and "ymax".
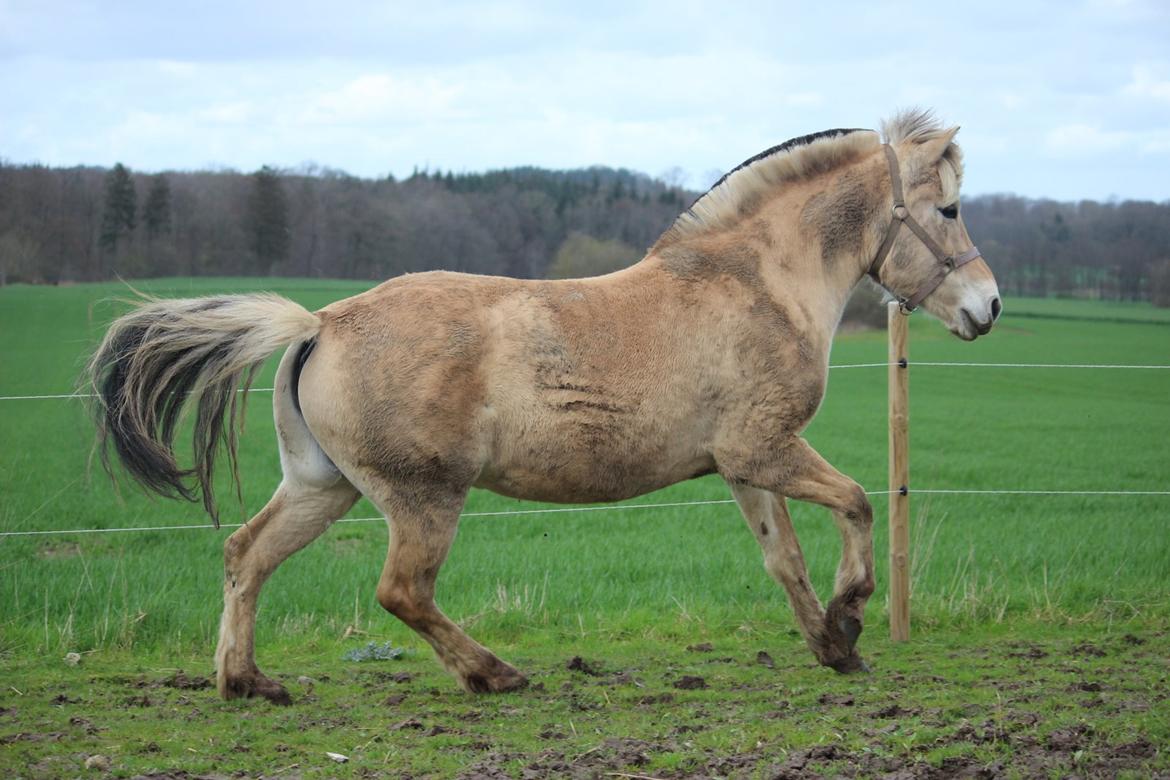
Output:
[{"xmin": 2, "ymin": 278, "xmax": 1168, "ymax": 777}]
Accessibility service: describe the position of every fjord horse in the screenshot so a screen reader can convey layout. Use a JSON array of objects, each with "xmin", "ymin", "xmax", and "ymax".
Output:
[{"xmin": 89, "ymin": 110, "xmax": 1000, "ymax": 703}]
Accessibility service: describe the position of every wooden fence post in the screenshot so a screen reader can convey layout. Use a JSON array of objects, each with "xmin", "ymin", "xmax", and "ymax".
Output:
[{"xmin": 888, "ymin": 301, "xmax": 911, "ymax": 641}]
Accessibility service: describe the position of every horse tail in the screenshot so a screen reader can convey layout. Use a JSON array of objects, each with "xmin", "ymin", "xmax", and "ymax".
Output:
[{"xmin": 87, "ymin": 294, "xmax": 321, "ymax": 527}]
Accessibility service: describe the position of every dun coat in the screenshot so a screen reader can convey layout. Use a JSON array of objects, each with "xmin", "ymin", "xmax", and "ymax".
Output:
[{"xmin": 88, "ymin": 110, "xmax": 1000, "ymax": 702}]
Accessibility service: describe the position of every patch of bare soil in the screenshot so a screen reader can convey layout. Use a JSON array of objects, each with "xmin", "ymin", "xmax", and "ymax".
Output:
[
  {"xmin": 460, "ymin": 737, "xmax": 664, "ymax": 780},
  {"xmin": 163, "ymin": 671, "xmax": 212, "ymax": 691},
  {"xmin": 565, "ymin": 656, "xmax": 603, "ymax": 676},
  {"xmin": 672, "ymin": 675, "xmax": 707, "ymax": 690},
  {"xmin": 1071, "ymin": 641, "xmax": 1107, "ymax": 658}
]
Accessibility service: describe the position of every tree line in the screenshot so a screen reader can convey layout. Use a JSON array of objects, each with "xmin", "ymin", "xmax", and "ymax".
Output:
[{"xmin": 1, "ymin": 160, "xmax": 1167, "ymax": 305}]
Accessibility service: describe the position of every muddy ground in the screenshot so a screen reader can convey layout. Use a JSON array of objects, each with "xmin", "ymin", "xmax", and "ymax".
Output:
[{"xmin": 1, "ymin": 622, "xmax": 1167, "ymax": 778}]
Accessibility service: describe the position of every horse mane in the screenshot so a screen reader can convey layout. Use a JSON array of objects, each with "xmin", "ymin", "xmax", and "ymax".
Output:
[
  {"xmin": 657, "ymin": 109, "xmax": 962, "ymax": 246},
  {"xmin": 882, "ymin": 108, "xmax": 964, "ymax": 202},
  {"xmin": 656, "ymin": 127, "xmax": 879, "ymax": 245}
]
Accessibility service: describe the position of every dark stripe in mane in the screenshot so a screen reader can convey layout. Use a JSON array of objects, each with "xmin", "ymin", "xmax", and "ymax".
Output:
[{"xmin": 697, "ymin": 127, "xmax": 870, "ymax": 205}]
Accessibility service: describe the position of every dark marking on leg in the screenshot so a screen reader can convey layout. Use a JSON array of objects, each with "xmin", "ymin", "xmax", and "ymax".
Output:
[{"xmin": 759, "ymin": 522, "xmax": 768, "ymax": 536}]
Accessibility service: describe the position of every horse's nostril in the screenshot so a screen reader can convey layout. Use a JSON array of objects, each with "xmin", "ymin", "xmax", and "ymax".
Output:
[{"xmin": 990, "ymin": 296, "xmax": 1002, "ymax": 321}]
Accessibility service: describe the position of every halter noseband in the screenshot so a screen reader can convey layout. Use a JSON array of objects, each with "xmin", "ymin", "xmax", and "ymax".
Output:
[{"xmin": 869, "ymin": 144, "xmax": 982, "ymax": 313}]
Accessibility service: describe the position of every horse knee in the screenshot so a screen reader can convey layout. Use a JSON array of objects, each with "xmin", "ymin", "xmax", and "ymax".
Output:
[
  {"xmin": 224, "ymin": 531, "xmax": 248, "ymax": 566},
  {"xmin": 842, "ymin": 485, "xmax": 872, "ymax": 528},
  {"xmin": 852, "ymin": 573, "xmax": 876, "ymax": 600}
]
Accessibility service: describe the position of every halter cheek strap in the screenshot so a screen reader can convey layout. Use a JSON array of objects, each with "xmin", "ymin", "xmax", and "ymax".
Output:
[{"xmin": 869, "ymin": 144, "xmax": 982, "ymax": 313}]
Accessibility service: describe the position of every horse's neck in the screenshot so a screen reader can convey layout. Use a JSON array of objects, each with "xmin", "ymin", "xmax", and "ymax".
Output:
[
  {"xmin": 644, "ymin": 157, "xmax": 884, "ymax": 343},
  {"xmin": 757, "ymin": 169, "xmax": 886, "ymax": 337},
  {"xmin": 738, "ymin": 218, "xmax": 871, "ymax": 339}
]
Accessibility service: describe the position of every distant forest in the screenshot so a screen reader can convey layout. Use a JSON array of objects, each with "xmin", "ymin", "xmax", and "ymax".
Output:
[{"xmin": 2, "ymin": 160, "xmax": 1168, "ymax": 305}]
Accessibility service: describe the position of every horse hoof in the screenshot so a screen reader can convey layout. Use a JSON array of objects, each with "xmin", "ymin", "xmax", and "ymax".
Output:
[
  {"xmin": 463, "ymin": 665, "xmax": 529, "ymax": 694},
  {"xmin": 254, "ymin": 677, "xmax": 293, "ymax": 705},
  {"xmin": 221, "ymin": 673, "xmax": 292, "ymax": 705},
  {"xmin": 826, "ymin": 654, "xmax": 870, "ymax": 675}
]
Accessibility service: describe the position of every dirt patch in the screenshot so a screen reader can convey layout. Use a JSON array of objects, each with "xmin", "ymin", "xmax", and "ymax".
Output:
[
  {"xmin": 817, "ymin": 693, "xmax": 854, "ymax": 706},
  {"xmin": 686, "ymin": 642, "xmax": 714, "ymax": 652},
  {"xmin": 1007, "ymin": 644, "xmax": 1049, "ymax": 660},
  {"xmin": 601, "ymin": 670, "xmax": 638, "ymax": 686},
  {"xmin": 565, "ymin": 656, "xmax": 602, "ymax": 676},
  {"xmin": 69, "ymin": 716, "xmax": 100, "ymax": 735},
  {"xmin": 163, "ymin": 671, "xmax": 212, "ymax": 690},
  {"xmin": 755, "ymin": 650, "xmax": 775, "ymax": 668},
  {"xmin": 1071, "ymin": 641, "xmax": 1107, "ymax": 658},
  {"xmin": 953, "ymin": 719, "xmax": 1011, "ymax": 745},
  {"xmin": 872, "ymin": 703, "xmax": 918, "ymax": 718},
  {"xmin": 393, "ymin": 718, "xmax": 425, "ymax": 731},
  {"xmin": 1046, "ymin": 723, "xmax": 1093, "ymax": 751},
  {"xmin": 0, "ymin": 731, "xmax": 65, "ymax": 744},
  {"xmin": 672, "ymin": 675, "xmax": 707, "ymax": 690},
  {"xmin": 1069, "ymin": 680, "xmax": 1103, "ymax": 692},
  {"xmin": 772, "ymin": 743, "xmax": 842, "ymax": 778},
  {"xmin": 460, "ymin": 737, "xmax": 665, "ymax": 779}
]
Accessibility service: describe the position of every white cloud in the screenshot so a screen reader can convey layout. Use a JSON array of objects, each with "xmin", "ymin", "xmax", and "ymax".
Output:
[
  {"xmin": 1, "ymin": 1, "xmax": 1169, "ymax": 199},
  {"xmin": 1122, "ymin": 64, "xmax": 1170, "ymax": 101}
]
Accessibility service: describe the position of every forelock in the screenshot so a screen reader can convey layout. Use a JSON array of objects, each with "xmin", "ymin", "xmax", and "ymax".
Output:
[{"xmin": 882, "ymin": 108, "xmax": 964, "ymax": 202}]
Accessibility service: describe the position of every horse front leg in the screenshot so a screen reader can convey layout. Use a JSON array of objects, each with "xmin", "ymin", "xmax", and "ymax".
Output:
[
  {"xmin": 728, "ymin": 484, "xmax": 833, "ymax": 658},
  {"xmin": 768, "ymin": 437, "xmax": 875, "ymax": 673},
  {"xmin": 724, "ymin": 436, "xmax": 874, "ymax": 673}
]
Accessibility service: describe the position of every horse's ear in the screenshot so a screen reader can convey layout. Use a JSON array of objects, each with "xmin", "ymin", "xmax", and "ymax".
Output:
[{"xmin": 917, "ymin": 126, "xmax": 960, "ymax": 164}]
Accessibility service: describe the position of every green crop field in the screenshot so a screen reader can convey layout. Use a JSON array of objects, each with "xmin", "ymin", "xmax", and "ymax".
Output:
[{"xmin": 2, "ymin": 279, "xmax": 1168, "ymax": 778}]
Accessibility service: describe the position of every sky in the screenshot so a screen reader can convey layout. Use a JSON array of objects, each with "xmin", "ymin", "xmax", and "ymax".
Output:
[{"xmin": 1, "ymin": 0, "xmax": 1168, "ymax": 201}]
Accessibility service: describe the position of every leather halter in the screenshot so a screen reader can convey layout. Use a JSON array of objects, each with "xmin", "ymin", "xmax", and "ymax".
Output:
[{"xmin": 869, "ymin": 144, "xmax": 982, "ymax": 313}]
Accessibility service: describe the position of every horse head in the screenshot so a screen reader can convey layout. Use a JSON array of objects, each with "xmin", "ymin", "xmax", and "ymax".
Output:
[{"xmin": 870, "ymin": 111, "xmax": 1001, "ymax": 340}]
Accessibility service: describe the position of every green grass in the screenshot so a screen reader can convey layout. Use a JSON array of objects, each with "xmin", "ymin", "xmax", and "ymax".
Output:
[
  {"xmin": 2, "ymin": 280, "xmax": 1166, "ymax": 652},
  {"xmin": 2, "ymin": 279, "xmax": 1169, "ymax": 776}
]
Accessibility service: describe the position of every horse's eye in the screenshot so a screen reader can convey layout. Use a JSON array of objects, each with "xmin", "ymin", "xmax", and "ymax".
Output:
[{"xmin": 939, "ymin": 203, "xmax": 959, "ymax": 220}]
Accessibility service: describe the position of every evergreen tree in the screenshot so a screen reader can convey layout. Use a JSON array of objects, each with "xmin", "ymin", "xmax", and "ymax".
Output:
[
  {"xmin": 246, "ymin": 166, "xmax": 290, "ymax": 271},
  {"xmin": 142, "ymin": 173, "xmax": 172, "ymax": 240},
  {"xmin": 99, "ymin": 163, "xmax": 137, "ymax": 251}
]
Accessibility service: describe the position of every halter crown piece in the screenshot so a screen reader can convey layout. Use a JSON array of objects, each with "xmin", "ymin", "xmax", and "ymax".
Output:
[{"xmin": 869, "ymin": 144, "xmax": 982, "ymax": 313}]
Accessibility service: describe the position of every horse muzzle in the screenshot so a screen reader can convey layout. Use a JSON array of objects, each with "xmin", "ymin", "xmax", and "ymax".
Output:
[{"xmin": 953, "ymin": 294, "xmax": 1002, "ymax": 340}]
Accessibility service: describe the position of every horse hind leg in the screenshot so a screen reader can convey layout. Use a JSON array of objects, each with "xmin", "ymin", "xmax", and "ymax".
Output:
[
  {"xmin": 215, "ymin": 480, "xmax": 358, "ymax": 703},
  {"xmin": 215, "ymin": 342, "xmax": 359, "ymax": 703},
  {"xmin": 368, "ymin": 482, "xmax": 527, "ymax": 693}
]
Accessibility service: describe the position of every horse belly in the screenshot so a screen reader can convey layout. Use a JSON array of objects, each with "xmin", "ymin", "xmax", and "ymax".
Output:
[{"xmin": 474, "ymin": 412, "xmax": 715, "ymax": 504}]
